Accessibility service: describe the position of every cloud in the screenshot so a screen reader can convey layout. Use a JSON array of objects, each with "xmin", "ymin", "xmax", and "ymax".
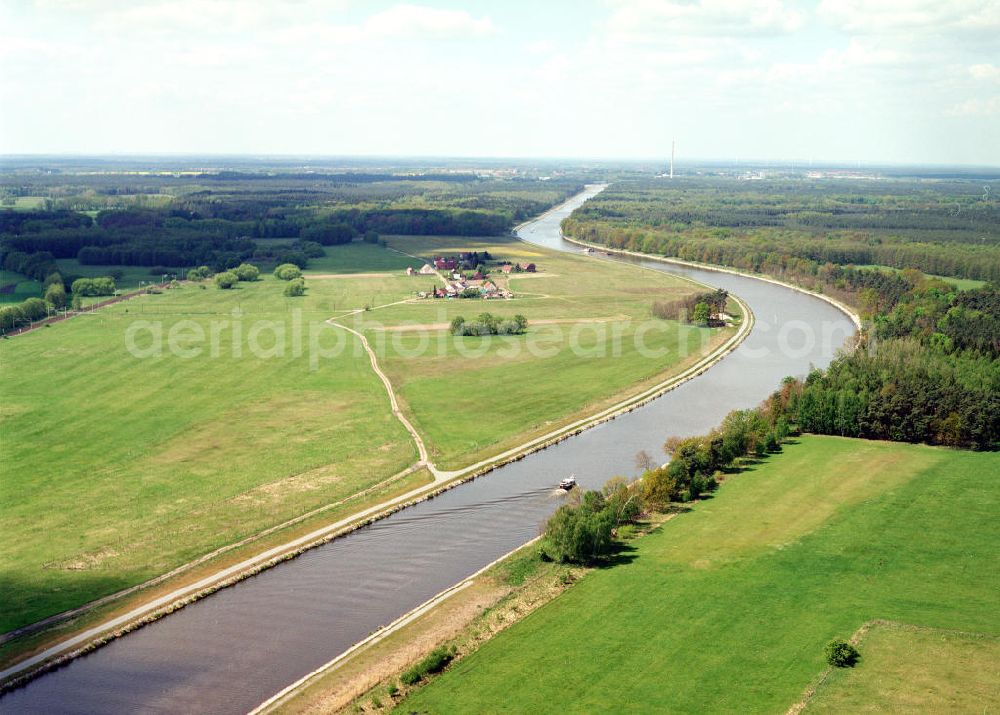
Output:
[
  {"xmin": 819, "ymin": 38, "xmax": 909, "ymax": 69},
  {"xmin": 364, "ymin": 4, "xmax": 495, "ymax": 39},
  {"xmin": 58, "ymin": 0, "xmax": 349, "ymax": 38},
  {"xmin": 0, "ymin": 35, "xmax": 61, "ymax": 60},
  {"xmin": 606, "ymin": 0, "xmax": 805, "ymax": 42},
  {"xmin": 969, "ymin": 64, "xmax": 1000, "ymax": 82},
  {"xmin": 2, "ymin": 0, "xmax": 998, "ymax": 163},
  {"xmin": 524, "ymin": 40, "xmax": 556, "ymax": 55},
  {"xmin": 817, "ymin": 0, "xmax": 1000, "ymax": 35},
  {"xmin": 946, "ymin": 96, "xmax": 1000, "ymax": 116}
]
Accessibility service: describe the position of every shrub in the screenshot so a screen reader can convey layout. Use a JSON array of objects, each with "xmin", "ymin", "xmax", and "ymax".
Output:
[
  {"xmin": 232, "ymin": 263, "xmax": 260, "ymax": 282},
  {"xmin": 283, "ymin": 278, "xmax": 306, "ymax": 296},
  {"xmin": 386, "ymin": 683, "xmax": 398, "ymax": 698},
  {"xmin": 44, "ymin": 282, "xmax": 66, "ymax": 309},
  {"xmin": 293, "ymin": 240, "xmax": 325, "ymax": 258},
  {"xmin": 419, "ymin": 645, "xmax": 454, "ymax": 674},
  {"xmin": 400, "ymin": 646, "xmax": 455, "ymax": 686},
  {"xmin": 400, "ymin": 669, "xmax": 421, "ymax": 686},
  {"xmin": 274, "ymin": 263, "xmax": 302, "ymax": 281},
  {"xmin": 215, "ymin": 271, "xmax": 238, "ymax": 289},
  {"xmin": 651, "ymin": 298, "xmax": 687, "ymax": 320},
  {"xmin": 692, "ymin": 301, "xmax": 711, "ymax": 325},
  {"xmin": 70, "ymin": 276, "xmax": 116, "ymax": 296},
  {"xmin": 43, "ymin": 272, "xmax": 64, "ymax": 289},
  {"xmin": 187, "ymin": 266, "xmax": 214, "ymax": 281},
  {"xmin": 0, "ymin": 305, "xmax": 26, "ymax": 332},
  {"xmin": 22, "ymin": 297, "xmax": 48, "ymax": 321},
  {"xmin": 825, "ymin": 639, "xmax": 860, "ymax": 667}
]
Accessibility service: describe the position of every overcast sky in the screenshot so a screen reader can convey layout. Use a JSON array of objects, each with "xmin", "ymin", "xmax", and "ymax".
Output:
[{"xmin": 2, "ymin": 0, "xmax": 998, "ymax": 164}]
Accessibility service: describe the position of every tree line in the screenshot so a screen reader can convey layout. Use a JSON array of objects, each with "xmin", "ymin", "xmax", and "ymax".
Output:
[
  {"xmin": 564, "ymin": 180, "xmax": 1000, "ymax": 283},
  {"xmin": 540, "ymin": 177, "xmax": 998, "ymax": 571},
  {"xmin": 450, "ymin": 313, "xmax": 528, "ymax": 336}
]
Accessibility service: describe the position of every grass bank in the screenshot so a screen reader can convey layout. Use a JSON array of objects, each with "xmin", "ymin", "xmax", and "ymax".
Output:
[{"xmin": 402, "ymin": 436, "xmax": 999, "ymax": 713}]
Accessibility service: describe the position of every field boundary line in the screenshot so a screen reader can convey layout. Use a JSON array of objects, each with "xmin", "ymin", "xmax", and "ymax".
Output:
[{"xmin": 325, "ymin": 313, "xmax": 430, "ymax": 466}]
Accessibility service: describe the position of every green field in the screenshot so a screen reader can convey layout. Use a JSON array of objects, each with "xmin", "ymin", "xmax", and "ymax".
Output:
[
  {"xmin": 402, "ymin": 436, "xmax": 1000, "ymax": 713},
  {"xmin": 360, "ymin": 235, "xmax": 730, "ymax": 468},
  {"xmin": 0, "ymin": 196, "xmax": 48, "ymax": 210},
  {"xmin": 2, "ymin": 242, "xmax": 421, "ymax": 303},
  {"xmin": 855, "ymin": 264, "xmax": 987, "ymax": 291},
  {"xmin": 304, "ymin": 242, "xmax": 424, "ymax": 274},
  {"xmin": 0, "ymin": 277, "xmax": 418, "ymax": 632},
  {"xmin": 0, "ymin": 236, "xmax": 719, "ymax": 635},
  {"xmin": 805, "ymin": 624, "xmax": 1000, "ymax": 712},
  {"xmin": 0, "ymin": 269, "xmax": 42, "ymax": 304}
]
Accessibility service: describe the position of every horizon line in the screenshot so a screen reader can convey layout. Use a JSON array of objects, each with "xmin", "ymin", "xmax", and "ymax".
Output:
[{"xmin": 2, "ymin": 152, "xmax": 999, "ymax": 172}]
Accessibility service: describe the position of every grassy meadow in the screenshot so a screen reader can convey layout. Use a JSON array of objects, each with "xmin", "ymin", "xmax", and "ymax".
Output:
[
  {"xmin": 805, "ymin": 624, "xmax": 1000, "ymax": 712},
  {"xmin": 0, "ymin": 276, "xmax": 418, "ymax": 633},
  {"xmin": 0, "ymin": 269, "xmax": 42, "ymax": 304},
  {"xmin": 304, "ymin": 242, "xmax": 424, "ymax": 274},
  {"xmin": 402, "ymin": 436, "xmax": 1000, "ymax": 713},
  {"xmin": 1, "ymin": 196, "xmax": 48, "ymax": 210},
  {"xmin": 1, "ymin": 237, "xmax": 720, "ymax": 634},
  {"xmin": 359, "ymin": 235, "xmax": 731, "ymax": 468}
]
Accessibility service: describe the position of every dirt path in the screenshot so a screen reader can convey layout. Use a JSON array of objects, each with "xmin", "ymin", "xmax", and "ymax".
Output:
[{"xmin": 325, "ymin": 308, "xmax": 431, "ymax": 469}]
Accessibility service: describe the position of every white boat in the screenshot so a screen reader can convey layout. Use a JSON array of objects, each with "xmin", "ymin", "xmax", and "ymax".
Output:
[{"xmin": 559, "ymin": 475, "xmax": 577, "ymax": 490}]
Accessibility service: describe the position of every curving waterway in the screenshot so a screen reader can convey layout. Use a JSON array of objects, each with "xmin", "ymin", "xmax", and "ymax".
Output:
[{"xmin": 0, "ymin": 186, "xmax": 855, "ymax": 714}]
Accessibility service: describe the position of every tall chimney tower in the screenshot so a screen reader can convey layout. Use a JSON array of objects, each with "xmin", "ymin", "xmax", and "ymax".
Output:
[{"xmin": 670, "ymin": 139, "xmax": 675, "ymax": 179}]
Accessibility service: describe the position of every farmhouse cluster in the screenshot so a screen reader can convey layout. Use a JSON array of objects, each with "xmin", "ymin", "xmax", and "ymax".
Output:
[{"xmin": 407, "ymin": 251, "xmax": 538, "ymax": 300}]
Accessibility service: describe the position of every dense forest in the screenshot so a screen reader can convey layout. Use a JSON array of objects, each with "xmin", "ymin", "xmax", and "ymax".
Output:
[
  {"xmin": 564, "ymin": 179, "xmax": 1000, "ymax": 283},
  {"xmin": 0, "ymin": 169, "xmax": 583, "ymax": 331},
  {"xmin": 1, "ymin": 174, "xmax": 582, "ymax": 270},
  {"xmin": 569, "ymin": 179, "xmax": 999, "ymax": 451}
]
